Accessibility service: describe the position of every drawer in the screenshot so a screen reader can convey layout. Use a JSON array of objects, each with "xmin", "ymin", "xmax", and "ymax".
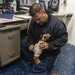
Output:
[
  {"xmin": 0, "ymin": 39, "xmax": 20, "ymax": 66},
  {"xmin": 0, "ymin": 29, "xmax": 20, "ymax": 43}
]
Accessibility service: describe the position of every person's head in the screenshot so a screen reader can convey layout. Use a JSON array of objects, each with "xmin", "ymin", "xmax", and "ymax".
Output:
[{"xmin": 29, "ymin": 3, "xmax": 48, "ymax": 25}]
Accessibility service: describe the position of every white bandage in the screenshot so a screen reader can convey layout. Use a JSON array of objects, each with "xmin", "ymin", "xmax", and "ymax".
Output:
[{"xmin": 34, "ymin": 41, "xmax": 43, "ymax": 57}]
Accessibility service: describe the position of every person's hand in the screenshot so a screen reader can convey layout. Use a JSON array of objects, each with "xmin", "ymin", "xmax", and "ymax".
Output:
[
  {"xmin": 29, "ymin": 44, "xmax": 34, "ymax": 51},
  {"xmin": 41, "ymin": 33, "xmax": 50, "ymax": 41},
  {"xmin": 39, "ymin": 41, "xmax": 49, "ymax": 50}
]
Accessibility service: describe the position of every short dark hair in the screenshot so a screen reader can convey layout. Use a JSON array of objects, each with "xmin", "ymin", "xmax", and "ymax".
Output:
[{"xmin": 29, "ymin": 3, "xmax": 44, "ymax": 16}]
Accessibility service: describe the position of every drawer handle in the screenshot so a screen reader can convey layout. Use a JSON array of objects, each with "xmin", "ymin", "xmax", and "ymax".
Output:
[
  {"xmin": 8, "ymin": 35, "xmax": 15, "ymax": 40},
  {"xmin": 9, "ymin": 51, "xmax": 16, "ymax": 57}
]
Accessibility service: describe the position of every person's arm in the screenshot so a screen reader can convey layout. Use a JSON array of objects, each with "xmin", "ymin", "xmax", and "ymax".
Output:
[{"xmin": 48, "ymin": 21, "xmax": 68, "ymax": 50}]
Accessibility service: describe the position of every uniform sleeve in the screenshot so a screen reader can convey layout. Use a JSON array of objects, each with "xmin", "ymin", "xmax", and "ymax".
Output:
[{"xmin": 48, "ymin": 21, "xmax": 68, "ymax": 50}]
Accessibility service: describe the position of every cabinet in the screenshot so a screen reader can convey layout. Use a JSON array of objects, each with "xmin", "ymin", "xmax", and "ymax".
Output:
[{"xmin": 0, "ymin": 25, "xmax": 20, "ymax": 67}]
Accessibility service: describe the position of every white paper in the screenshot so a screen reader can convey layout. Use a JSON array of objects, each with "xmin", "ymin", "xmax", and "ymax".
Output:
[
  {"xmin": 20, "ymin": 7, "xmax": 29, "ymax": 10},
  {"xmin": 15, "ymin": 15, "xmax": 32, "ymax": 19}
]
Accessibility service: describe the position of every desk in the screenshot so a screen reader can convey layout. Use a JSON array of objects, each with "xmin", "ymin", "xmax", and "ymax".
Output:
[
  {"xmin": 0, "ymin": 15, "xmax": 30, "ymax": 67},
  {"xmin": 52, "ymin": 4, "xmax": 72, "ymax": 26},
  {"xmin": 53, "ymin": 13, "xmax": 72, "ymax": 26},
  {"xmin": 0, "ymin": 15, "xmax": 30, "ymax": 30}
]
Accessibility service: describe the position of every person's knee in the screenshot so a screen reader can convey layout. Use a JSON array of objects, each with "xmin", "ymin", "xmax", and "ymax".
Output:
[
  {"xmin": 22, "ymin": 39, "xmax": 27, "ymax": 45},
  {"xmin": 21, "ymin": 39, "xmax": 28, "ymax": 47}
]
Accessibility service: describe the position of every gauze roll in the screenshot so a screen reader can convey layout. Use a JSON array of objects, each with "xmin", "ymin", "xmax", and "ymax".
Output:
[{"xmin": 34, "ymin": 41, "xmax": 43, "ymax": 57}]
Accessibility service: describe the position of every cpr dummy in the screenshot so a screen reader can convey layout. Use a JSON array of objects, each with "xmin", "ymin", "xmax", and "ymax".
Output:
[{"xmin": 33, "ymin": 33, "xmax": 50, "ymax": 64}]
